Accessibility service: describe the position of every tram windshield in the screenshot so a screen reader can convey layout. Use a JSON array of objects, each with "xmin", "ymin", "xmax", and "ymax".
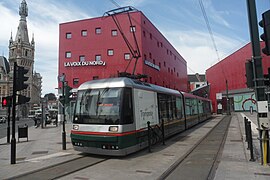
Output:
[{"xmin": 73, "ymin": 87, "xmax": 133, "ymax": 125}]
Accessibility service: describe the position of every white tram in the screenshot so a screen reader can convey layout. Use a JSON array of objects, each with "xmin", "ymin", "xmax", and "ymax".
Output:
[{"xmin": 71, "ymin": 77, "xmax": 212, "ymax": 156}]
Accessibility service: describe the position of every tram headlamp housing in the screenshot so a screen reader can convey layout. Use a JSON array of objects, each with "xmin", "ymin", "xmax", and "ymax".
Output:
[
  {"xmin": 109, "ymin": 126, "xmax": 118, "ymax": 132},
  {"xmin": 73, "ymin": 125, "xmax": 79, "ymax": 130}
]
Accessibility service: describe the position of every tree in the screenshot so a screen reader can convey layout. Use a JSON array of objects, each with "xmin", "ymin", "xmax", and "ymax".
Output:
[{"xmin": 44, "ymin": 93, "xmax": 57, "ymax": 101}]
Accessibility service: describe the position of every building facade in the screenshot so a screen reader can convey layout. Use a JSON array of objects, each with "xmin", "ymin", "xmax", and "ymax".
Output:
[
  {"xmin": 59, "ymin": 8, "xmax": 187, "ymax": 92},
  {"xmin": 206, "ymin": 42, "xmax": 270, "ymax": 113},
  {"xmin": 188, "ymin": 73, "xmax": 206, "ymax": 92}
]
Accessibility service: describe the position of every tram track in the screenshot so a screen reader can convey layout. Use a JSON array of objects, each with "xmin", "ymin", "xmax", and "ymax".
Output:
[
  {"xmin": 8, "ymin": 156, "xmax": 109, "ymax": 180},
  {"xmin": 159, "ymin": 115, "xmax": 232, "ymax": 180}
]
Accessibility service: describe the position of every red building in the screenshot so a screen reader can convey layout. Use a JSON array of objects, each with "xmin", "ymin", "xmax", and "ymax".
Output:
[
  {"xmin": 58, "ymin": 8, "xmax": 187, "ymax": 92},
  {"xmin": 206, "ymin": 42, "xmax": 270, "ymax": 113}
]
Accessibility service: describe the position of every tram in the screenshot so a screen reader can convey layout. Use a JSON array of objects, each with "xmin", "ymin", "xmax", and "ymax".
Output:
[{"xmin": 71, "ymin": 77, "xmax": 212, "ymax": 156}]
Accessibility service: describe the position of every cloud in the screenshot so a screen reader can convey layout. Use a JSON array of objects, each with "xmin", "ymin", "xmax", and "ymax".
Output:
[
  {"xmin": 163, "ymin": 30, "xmax": 242, "ymax": 74},
  {"xmin": 0, "ymin": 0, "xmax": 93, "ymax": 96}
]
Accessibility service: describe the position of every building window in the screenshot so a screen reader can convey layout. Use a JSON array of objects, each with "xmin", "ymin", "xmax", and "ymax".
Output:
[
  {"xmin": 157, "ymin": 41, "xmax": 160, "ymax": 47},
  {"xmin": 167, "ymin": 49, "xmax": 169, "ymax": 55},
  {"xmin": 177, "ymin": 72, "xmax": 179, "ymax": 77},
  {"xmin": 159, "ymin": 62, "xmax": 161, "ymax": 67},
  {"xmin": 111, "ymin": 30, "xmax": 118, "ymax": 36},
  {"xmin": 95, "ymin": 55, "xmax": 101, "ymax": 61},
  {"xmin": 81, "ymin": 30, "xmax": 87, "ymax": 37},
  {"xmin": 144, "ymin": 54, "xmax": 147, "ymax": 60},
  {"xmin": 174, "ymin": 67, "xmax": 175, "ymax": 72},
  {"xmin": 66, "ymin": 32, "xmax": 72, "ymax": 39},
  {"xmin": 164, "ymin": 61, "xmax": 166, "ymax": 67},
  {"xmin": 161, "ymin": 42, "xmax": 163, "ymax": 48},
  {"xmin": 73, "ymin": 78, "xmax": 79, "ymax": 85},
  {"xmin": 196, "ymin": 84, "xmax": 200, "ymax": 88},
  {"xmin": 174, "ymin": 55, "xmax": 176, "ymax": 60},
  {"xmin": 149, "ymin": 53, "xmax": 152, "ymax": 59},
  {"xmin": 149, "ymin": 77, "xmax": 152, "ymax": 83},
  {"xmin": 143, "ymin": 31, "xmax": 146, "ymax": 37},
  {"xmin": 150, "ymin": 33, "xmax": 152, "ymax": 40},
  {"xmin": 170, "ymin": 51, "xmax": 172, "ymax": 55},
  {"xmin": 108, "ymin": 49, "xmax": 114, "ymax": 56},
  {"xmin": 79, "ymin": 55, "xmax": 85, "ymax": 62},
  {"xmin": 130, "ymin": 26, "xmax": 136, "ymax": 32},
  {"xmin": 168, "ymin": 67, "xmax": 170, "ymax": 73},
  {"xmin": 95, "ymin": 28, "xmax": 101, "ymax": 34},
  {"xmin": 153, "ymin": 59, "xmax": 155, "ymax": 64},
  {"xmin": 65, "ymin": 51, "xmax": 71, "ymax": 58},
  {"xmin": 124, "ymin": 53, "xmax": 131, "ymax": 60},
  {"xmin": 93, "ymin": 76, "xmax": 99, "ymax": 80}
]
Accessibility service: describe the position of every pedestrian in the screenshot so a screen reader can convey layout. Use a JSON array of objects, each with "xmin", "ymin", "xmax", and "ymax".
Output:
[{"xmin": 34, "ymin": 117, "xmax": 37, "ymax": 127}]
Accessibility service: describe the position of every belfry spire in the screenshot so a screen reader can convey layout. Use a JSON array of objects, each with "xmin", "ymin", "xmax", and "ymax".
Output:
[{"xmin": 15, "ymin": 0, "xmax": 29, "ymax": 44}]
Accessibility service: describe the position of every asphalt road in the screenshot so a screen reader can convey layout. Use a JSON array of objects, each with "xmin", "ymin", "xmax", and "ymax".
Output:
[{"xmin": 0, "ymin": 118, "xmax": 35, "ymax": 140}]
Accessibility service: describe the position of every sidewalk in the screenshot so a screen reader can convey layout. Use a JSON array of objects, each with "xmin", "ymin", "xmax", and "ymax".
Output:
[
  {"xmin": 0, "ymin": 123, "xmax": 82, "ymax": 179},
  {"xmin": 214, "ymin": 112, "xmax": 270, "ymax": 179}
]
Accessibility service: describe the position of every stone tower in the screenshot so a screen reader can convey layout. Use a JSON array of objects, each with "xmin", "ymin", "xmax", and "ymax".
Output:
[{"xmin": 8, "ymin": 0, "xmax": 41, "ymax": 116}]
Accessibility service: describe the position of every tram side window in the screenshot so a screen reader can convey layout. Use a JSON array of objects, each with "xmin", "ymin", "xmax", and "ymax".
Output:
[
  {"xmin": 121, "ymin": 88, "xmax": 133, "ymax": 124},
  {"xmin": 198, "ymin": 100, "xmax": 203, "ymax": 114},
  {"xmin": 176, "ymin": 97, "xmax": 183, "ymax": 119},
  {"xmin": 157, "ymin": 94, "xmax": 168, "ymax": 121},
  {"xmin": 192, "ymin": 98, "xmax": 198, "ymax": 115},
  {"xmin": 185, "ymin": 98, "xmax": 192, "ymax": 116}
]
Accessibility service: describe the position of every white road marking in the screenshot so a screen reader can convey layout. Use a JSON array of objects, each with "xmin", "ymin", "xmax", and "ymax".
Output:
[{"xmin": 26, "ymin": 152, "xmax": 71, "ymax": 162}]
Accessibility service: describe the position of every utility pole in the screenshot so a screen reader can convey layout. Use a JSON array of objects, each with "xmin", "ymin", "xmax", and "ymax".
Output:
[
  {"xmin": 246, "ymin": 0, "xmax": 269, "ymax": 164},
  {"xmin": 59, "ymin": 74, "xmax": 66, "ymax": 150},
  {"xmin": 226, "ymin": 80, "xmax": 230, "ymax": 115},
  {"xmin": 11, "ymin": 62, "xmax": 17, "ymax": 164}
]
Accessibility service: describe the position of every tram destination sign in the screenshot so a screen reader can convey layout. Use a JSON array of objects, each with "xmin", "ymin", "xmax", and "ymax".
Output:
[{"xmin": 64, "ymin": 60, "xmax": 106, "ymax": 67}]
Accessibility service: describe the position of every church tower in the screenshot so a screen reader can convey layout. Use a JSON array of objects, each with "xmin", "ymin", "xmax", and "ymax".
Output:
[{"xmin": 8, "ymin": 0, "xmax": 41, "ymax": 116}]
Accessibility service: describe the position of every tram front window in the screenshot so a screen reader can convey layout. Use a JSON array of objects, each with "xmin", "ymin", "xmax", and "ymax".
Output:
[{"xmin": 74, "ymin": 88, "xmax": 123, "ymax": 124}]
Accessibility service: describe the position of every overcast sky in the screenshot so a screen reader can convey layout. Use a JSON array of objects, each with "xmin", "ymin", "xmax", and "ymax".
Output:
[{"xmin": 0, "ymin": 0, "xmax": 269, "ymax": 95}]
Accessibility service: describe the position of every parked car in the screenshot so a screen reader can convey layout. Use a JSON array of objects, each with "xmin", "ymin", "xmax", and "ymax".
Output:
[{"xmin": 0, "ymin": 116, "xmax": 6, "ymax": 123}]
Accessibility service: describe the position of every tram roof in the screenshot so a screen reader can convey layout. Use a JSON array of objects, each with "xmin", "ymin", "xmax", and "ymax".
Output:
[{"xmin": 78, "ymin": 77, "xmax": 180, "ymax": 96}]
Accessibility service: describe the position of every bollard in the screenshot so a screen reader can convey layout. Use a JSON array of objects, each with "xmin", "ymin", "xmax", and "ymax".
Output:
[
  {"xmin": 247, "ymin": 121, "xmax": 255, "ymax": 161},
  {"xmin": 147, "ymin": 121, "xmax": 151, "ymax": 153},
  {"xmin": 161, "ymin": 119, "xmax": 165, "ymax": 145},
  {"xmin": 244, "ymin": 117, "xmax": 248, "ymax": 142},
  {"xmin": 246, "ymin": 120, "xmax": 251, "ymax": 150}
]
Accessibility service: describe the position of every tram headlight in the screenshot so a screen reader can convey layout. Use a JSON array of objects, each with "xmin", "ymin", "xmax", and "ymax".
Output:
[
  {"xmin": 73, "ymin": 125, "xmax": 79, "ymax": 130},
  {"xmin": 109, "ymin": 126, "xmax": 118, "ymax": 132}
]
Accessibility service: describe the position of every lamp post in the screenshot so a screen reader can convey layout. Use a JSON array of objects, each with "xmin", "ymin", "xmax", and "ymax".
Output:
[{"xmin": 59, "ymin": 74, "xmax": 66, "ymax": 150}]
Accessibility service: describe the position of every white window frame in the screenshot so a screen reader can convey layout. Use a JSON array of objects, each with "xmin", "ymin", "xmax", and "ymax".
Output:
[
  {"xmin": 108, "ymin": 49, "xmax": 114, "ymax": 56},
  {"xmin": 95, "ymin": 55, "xmax": 101, "ymax": 61},
  {"xmin": 81, "ymin": 30, "xmax": 87, "ymax": 37},
  {"xmin": 79, "ymin": 55, "xmax": 85, "ymax": 62},
  {"xmin": 66, "ymin": 33, "xmax": 72, "ymax": 39},
  {"xmin": 95, "ymin": 28, "xmax": 101, "ymax": 34},
  {"xmin": 65, "ymin": 51, "xmax": 71, "ymax": 58},
  {"xmin": 124, "ymin": 53, "xmax": 131, "ymax": 60},
  {"xmin": 130, "ymin": 26, "xmax": 136, "ymax": 32},
  {"xmin": 111, "ymin": 30, "xmax": 118, "ymax": 36}
]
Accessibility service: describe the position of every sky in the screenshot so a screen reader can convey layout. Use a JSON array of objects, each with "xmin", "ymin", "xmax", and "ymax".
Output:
[{"xmin": 0, "ymin": 0, "xmax": 269, "ymax": 96}]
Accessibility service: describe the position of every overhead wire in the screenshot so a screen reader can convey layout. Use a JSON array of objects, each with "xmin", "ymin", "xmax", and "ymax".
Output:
[{"xmin": 199, "ymin": 0, "xmax": 227, "ymax": 80}]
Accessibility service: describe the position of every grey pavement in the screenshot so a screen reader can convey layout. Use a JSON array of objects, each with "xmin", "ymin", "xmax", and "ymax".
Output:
[{"xmin": 0, "ymin": 113, "xmax": 270, "ymax": 179}]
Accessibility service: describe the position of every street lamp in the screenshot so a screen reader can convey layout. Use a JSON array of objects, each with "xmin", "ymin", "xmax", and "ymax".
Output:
[{"xmin": 58, "ymin": 73, "xmax": 66, "ymax": 150}]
